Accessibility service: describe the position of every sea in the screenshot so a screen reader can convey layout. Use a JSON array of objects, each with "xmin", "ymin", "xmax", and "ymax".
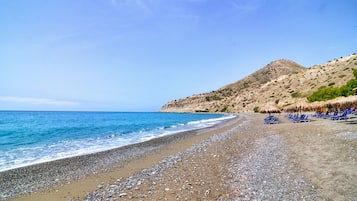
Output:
[{"xmin": 0, "ymin": 111, "xmax": 234, "ymax": 172}]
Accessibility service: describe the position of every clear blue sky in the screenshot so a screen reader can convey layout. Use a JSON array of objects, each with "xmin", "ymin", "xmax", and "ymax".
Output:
[{"xmin": 1, "ymin": 0, "xmax": 356, "ymax": 111}]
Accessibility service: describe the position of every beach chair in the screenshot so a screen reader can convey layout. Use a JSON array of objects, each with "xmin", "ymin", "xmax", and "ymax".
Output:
[
  {"xmin": 286, "ymin": 113, "xmax": 294, "ymax": 122},
  {"xmin": 264, "ymin": 116, "xmax": 270, "ymax": 124},
  {"xmin": 329, "ymin": 111, "xmax": 339, "ymax": 120},
  {"xmin": 338, "ymin": 111, "xmax": 350, "ymax": 120},
  {"xmin": 346, "ymin": 107, "xmax": 352, "ymax": 114},
  {"xmin": 268, "ymin": 116, "xmax": 279, "ymax": 124},
  {"xmin": 316, "ymin": 111, "xmax": 323, "ymax": 118},
  {"xmin": 264, "ymin": 115, "xmax": 279, "ymax": 124},
  {"xmin": 292, "ymin": 114, "xmax": 300, "ymax": 123},
  {"xmin": 272, "ymin": 116, "xmax": 279, "ymax": 124},
  {"xmin": 287, "ymin": 113, "xmax": 299, "ymax": 123},
  {"xmin": 292, "ymin": 114, "xmax": 310, "ymax": 123},
  {"xmin": 300, "ymin": 114, "xmax": 310, "ymax": 122}
]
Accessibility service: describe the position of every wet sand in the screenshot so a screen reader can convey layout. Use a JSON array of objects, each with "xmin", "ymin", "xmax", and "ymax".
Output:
[{"xmin": 2, "ymin": 113, "xmax": 357, "ymax": 200}]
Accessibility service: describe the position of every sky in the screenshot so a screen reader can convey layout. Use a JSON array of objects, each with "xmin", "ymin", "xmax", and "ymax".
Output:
[{"xmin": 0, "ymin": 0, "xmax": 356, "ymax": 111}]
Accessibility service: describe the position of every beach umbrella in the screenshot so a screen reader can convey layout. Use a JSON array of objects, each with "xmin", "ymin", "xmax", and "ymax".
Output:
[
  {"xmin": 260, "ymin": 102, "xmax": 281, "ymax": 113},
  {"xmin": 329, "ymin": 95, "xmax": 357, "ymax": 110},
  {"xmin": 308, "ymin": 101, "xmax": 325, "ymax": 112},
  {"xmin": 307, "ymin": 96, "xmax": 357, "ymax": 113},
  {"xmin": 285, "ymin": 98, "xmax": 310, "ymax": 113}
]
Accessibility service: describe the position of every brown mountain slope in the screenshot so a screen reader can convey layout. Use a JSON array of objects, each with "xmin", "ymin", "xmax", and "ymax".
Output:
[{"xmin": 160, "ymin": 53, "xmax": 357, "ymax": 113}]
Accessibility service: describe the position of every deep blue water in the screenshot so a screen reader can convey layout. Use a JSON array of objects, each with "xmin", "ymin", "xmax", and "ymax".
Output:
[{"xmin": 0, "ymin": 111, "xmax": 233, "ymax": 171}]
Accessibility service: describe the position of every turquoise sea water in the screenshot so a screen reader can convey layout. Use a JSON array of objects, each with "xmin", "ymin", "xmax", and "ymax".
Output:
[{"xmin": 0, "ymin": 111, "xmax": 233, "ymax": 172}]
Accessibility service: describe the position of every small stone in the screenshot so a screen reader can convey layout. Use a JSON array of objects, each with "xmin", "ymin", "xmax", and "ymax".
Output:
[
  {"xmin": 119, "ymin": 193, "xmax": 127, "ymax": 197},
  {"xmin": 136, "ymin": 194, "xmax": 147, "ymax": 198},
  {"xmin": 204, "ymin": 189, "xmax": 211, "ymax": 196}
]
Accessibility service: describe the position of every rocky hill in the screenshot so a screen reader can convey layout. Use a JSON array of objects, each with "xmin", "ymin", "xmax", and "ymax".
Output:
[{"xmin": 160, "ymin": 53, "xmax": 357, "ymax": 113}]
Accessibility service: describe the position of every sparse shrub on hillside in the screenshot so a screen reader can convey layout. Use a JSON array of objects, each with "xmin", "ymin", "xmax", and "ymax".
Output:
[
  {"xmin": 310, "ymin": 83, "xmax": 316, "ymax": 87},
  {"xmin": 291, "ymin": 92, "xmax": 302, "ymax": 98},
  {"xmin": 275, "ymin": 99, "xmax": 279, "ymax": 104},
  {"xmin": 195, "ymin": 109, "xmax": 209, "ymax": 113},
  {"xmin": 253, "ymin": 106, "xmax": 260, "ymax": 113},
  {"xmin": 220, "ymin": 106, "xmax": 228, "ymax": 112},
  {"xmin": 328, "ymin": 82, "xmax": 335, "ymax": 86},
  {"xmin": 283, "ymin": 103, "xmax": 292, "ymax": 107}
]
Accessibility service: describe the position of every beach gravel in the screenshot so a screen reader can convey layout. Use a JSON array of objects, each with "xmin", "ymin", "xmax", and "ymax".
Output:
[
  {"xmin": 3, "ymin": 113, "xmax": 357, "ymax": 201},
  {"xmin": 83, "ymin": 115, "xmax": 319, "ymax": 200}
]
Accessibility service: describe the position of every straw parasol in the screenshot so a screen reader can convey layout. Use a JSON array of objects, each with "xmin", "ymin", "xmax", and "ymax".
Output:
[
  {"xmin": 309, "ymin": 100, "xmax": 325, "ymax": 110},
  {"xmin": 306, "ymin": 100, "xmax": 329, "ymax": 113},
  {"xmin": 326, "ymin": 95, "xmax": 357, "ymax": 110},
  {"xmin": 285, "ymin": 98, "xmax": 310, "ymax": 113},
  {"xmin": 260, "ymin": 102, "xmax": 281, "ymax": 113}
]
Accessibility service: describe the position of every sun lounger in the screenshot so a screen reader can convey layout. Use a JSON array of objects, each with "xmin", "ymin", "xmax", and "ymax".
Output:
[
  {"xmin": 338, "ymin": 111, "xmax": 350, "ymax": 120},
  {"xmin": 286, "ymin": 113, "xmax": 310, "ymax": 123},
  {"xmin": 328, "ymin": 111, "xmax": 339, "ymax": 120},
  {"xmin": 264, "ymin": 115, "xmax": 279, "ymax": 124},
  {"xmin": 312, "ymin": 111, "xmax": 322, "ymax": 118},
  {"xmin": 330, "ymin": 111, "xmax": 350, "ymax": 120},
  {"xmin": 300, "ymin": 114, "xmax": 310, "ymax": 122},
  {"xmin": 292, "ymin": 114, "xmax": 310, "ymax": 123}
]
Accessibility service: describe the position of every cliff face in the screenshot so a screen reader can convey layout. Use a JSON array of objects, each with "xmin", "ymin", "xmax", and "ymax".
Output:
[{"xmin": 160, "ymin": 54, "xmax": 357, "ymax": 113}]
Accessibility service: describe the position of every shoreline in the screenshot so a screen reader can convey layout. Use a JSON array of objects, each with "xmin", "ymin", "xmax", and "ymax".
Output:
[
  {"xmin": 2, "ymin": 113, "xmax": 357, "ymax": 200},
  {"xmin": 1, "ymin": 114, "xmax": 241, "ymax": 201}
]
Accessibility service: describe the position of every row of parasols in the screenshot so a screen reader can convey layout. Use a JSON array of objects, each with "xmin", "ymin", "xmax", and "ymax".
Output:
[{"xmin": 260, "ymin": 95, "xmax": 357, "ymax": 113}]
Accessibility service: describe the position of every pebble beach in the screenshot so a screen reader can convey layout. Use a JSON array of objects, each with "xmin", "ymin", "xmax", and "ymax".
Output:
[{"xmin": 2, "ymin": 113, "xmax": 357, "ymax": 201}]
